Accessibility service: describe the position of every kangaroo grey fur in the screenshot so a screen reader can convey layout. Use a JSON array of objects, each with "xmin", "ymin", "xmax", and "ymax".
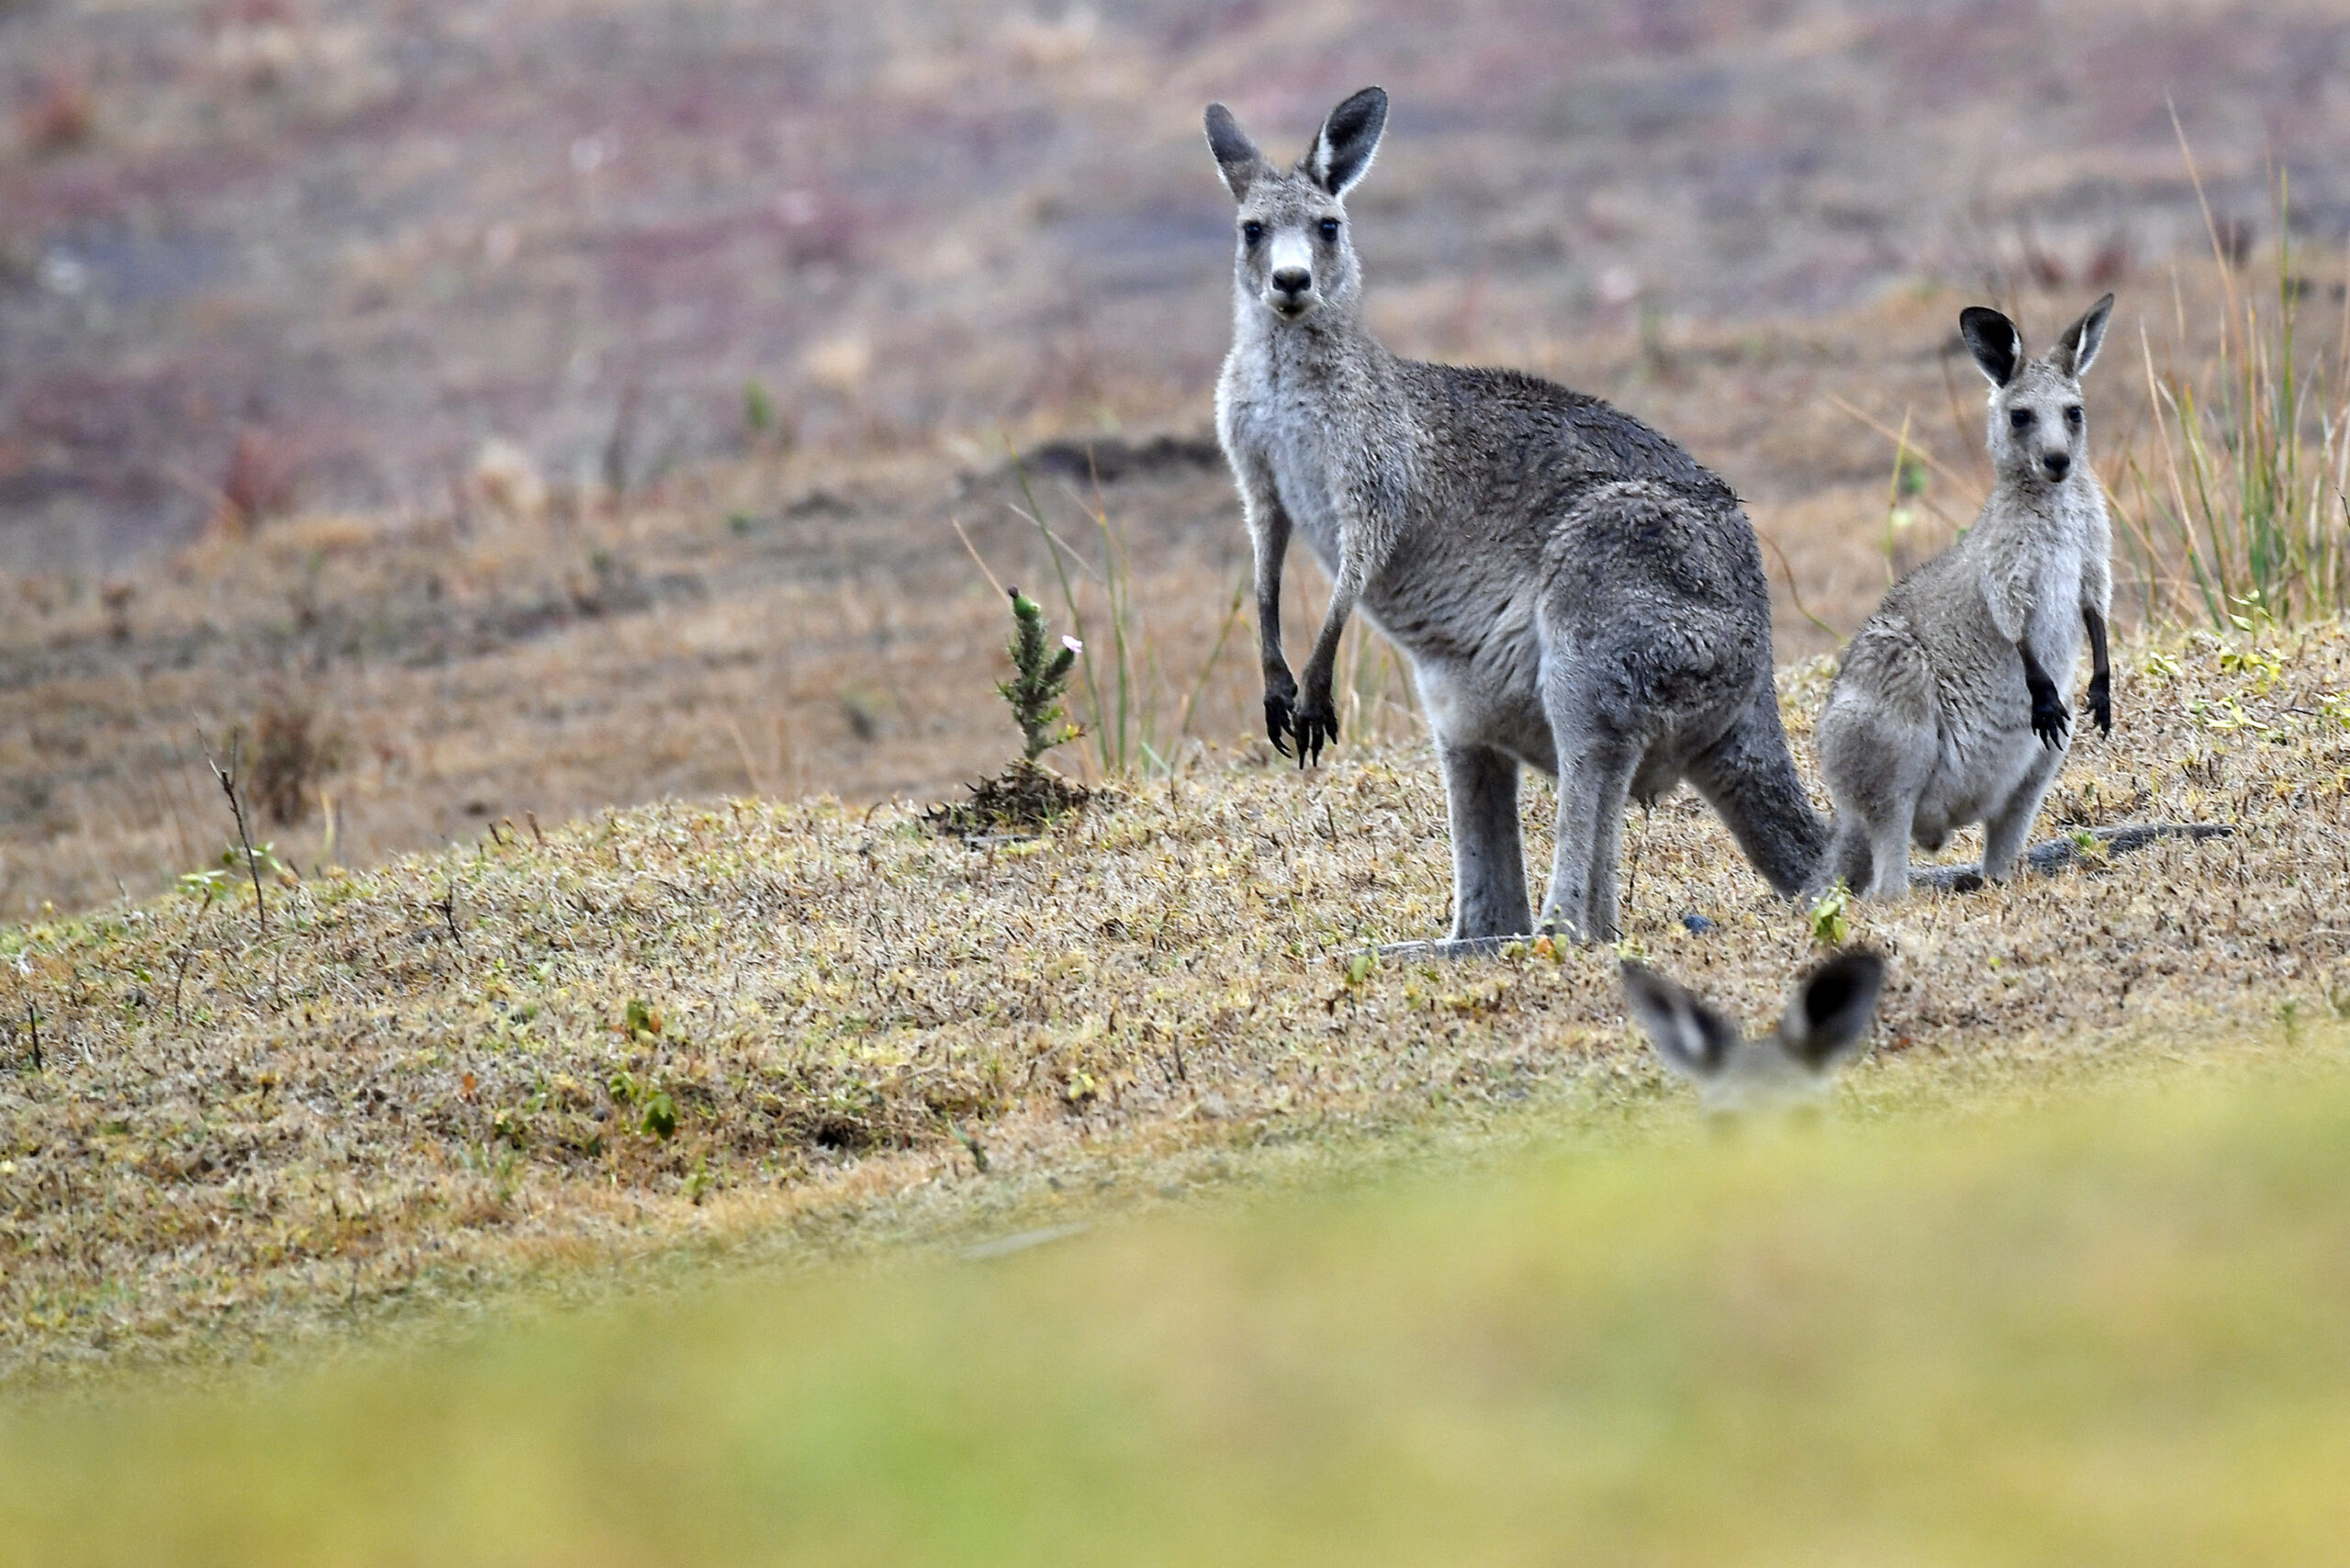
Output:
[
  {"xmin": 1205, "ymin": 86, "xmax": 1825, "ymax": 943},
  {"xmin": 1623, "ymin": 949, "xmax": 1885, "ymax": 1115},
  {"xmin": 1815, "ymin": 294, "xmax": 2117, "ymax": 902}
]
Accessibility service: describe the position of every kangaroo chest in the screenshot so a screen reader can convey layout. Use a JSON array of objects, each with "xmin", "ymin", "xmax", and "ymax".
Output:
[{"xmin": 1235, "ymin": 391, "xmax": 1349, "ymax": 574}]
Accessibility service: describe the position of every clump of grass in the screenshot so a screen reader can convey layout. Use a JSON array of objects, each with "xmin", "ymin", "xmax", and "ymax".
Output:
[
  {"xmin": 2115, "ymin": 144, "xmax": 2350, "ymax": 628},
  {"xmin": 1008, "ymin": 445, "xmax": 1168, "ymax": 778},
  {"xmin": 251, "ymin": 695, "xmax": 343, "ymax": 827}
]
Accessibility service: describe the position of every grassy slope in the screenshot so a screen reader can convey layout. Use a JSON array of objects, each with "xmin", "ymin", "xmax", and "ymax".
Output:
[
  {"xmin": 3, "ymin": 621, "xmax": 2345, "ymax": 1385},
  {"xmin": 5, "ymin": 1050, "xmax": 2350, "ymax": 1564}
]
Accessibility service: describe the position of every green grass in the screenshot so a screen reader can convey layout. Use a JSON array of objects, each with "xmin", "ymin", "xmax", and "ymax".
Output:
[
  {"xmin": 2115, "ymin": 158, "xmax": 2350, "ymax": 631},
  {"xmin": 6, "ymin": 1045, "xmax": 2350, "ymax": 1566}
]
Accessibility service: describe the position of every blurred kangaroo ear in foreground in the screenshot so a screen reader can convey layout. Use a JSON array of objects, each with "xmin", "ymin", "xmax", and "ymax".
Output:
[
  {"xmin": 1776, "ymin": 949, "xmax": 1886, "ymax": 1072},
  {"xmin": 1620, "ymin": 963, "xmax": 1743, "ymax": 1081},
  {"xmin": 1623, "ymin": 950, "xmax": 1886, "ymax": 1112}
]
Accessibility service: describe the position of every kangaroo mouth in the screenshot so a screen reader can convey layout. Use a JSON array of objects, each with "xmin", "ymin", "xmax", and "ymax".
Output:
[{"xmin": 1265, "ymin": 292, "xmax": 1316, "ymax": 319}]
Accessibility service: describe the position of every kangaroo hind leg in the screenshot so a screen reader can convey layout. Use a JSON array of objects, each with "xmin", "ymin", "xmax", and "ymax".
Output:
[
  {"xmin": 1535, "ymin": 667, "xmax": 1642, "ymax": 943},
  {"xmin": 1437, "ymin": 738, "xmax": 1531, "ymax": 939},
  {"xmin": 1817, "ymin": 702, "xmax": 1932, "ymax": 902},
  {"xmin": 1983, "ymin": 742, "xmax": 2065, "ymax": 882}
]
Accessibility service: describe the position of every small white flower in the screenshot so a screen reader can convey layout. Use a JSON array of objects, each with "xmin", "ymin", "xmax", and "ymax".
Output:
[{"xmin": 1062, "ymin": 635, "xmax": 1083, "ymax": 655}]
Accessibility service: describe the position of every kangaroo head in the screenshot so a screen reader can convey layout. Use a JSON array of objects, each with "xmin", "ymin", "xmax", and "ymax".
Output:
[
  {"xmin": 1203, "ymin": 86, "xmax": 1387, "ymax": 324},
  {"xmin": 1621, "ymin": 950, "xmax": 1886, "ymax": 1116},
  {"xmin": 1961, "ymin": 293, "xmax": 2114, "ymax": 488}
]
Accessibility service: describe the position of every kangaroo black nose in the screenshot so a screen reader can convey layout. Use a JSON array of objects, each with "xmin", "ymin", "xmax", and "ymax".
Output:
[
  {"xmin": 2042, "ymin": 451, "xmax": 2071, "ymax": 479},
  {"xmin": 1270, "ymin": 267, "xmax": 1310, "ymax": 297}
]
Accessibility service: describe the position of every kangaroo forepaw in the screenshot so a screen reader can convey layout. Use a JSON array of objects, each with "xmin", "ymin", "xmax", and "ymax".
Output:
[
  {"xmin": 1264, "ymin": 690, "xmax": 1295, "ymax": 757},
  {"xmin": 2031, "ymin": 690, "xmax": 2071, "ymax": 749},
  {"xmin": 1292, "ymin": 692, "xmax": 1338, "ymax": 767},
  {"xmin": 2087, "ymin": 674, "xmax": 2111, "ymax": 735}
]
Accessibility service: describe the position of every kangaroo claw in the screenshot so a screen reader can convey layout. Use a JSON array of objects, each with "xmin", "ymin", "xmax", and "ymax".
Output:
[
  {"xmin": 2031, "ymin": 692, "xmax": 2070, "ymax": 750},
  {"xmin": 1265, "ymin": 691, "xmax": 1294, "ymax": 756},
  {"xmin": 1292, "ymin": 694, "xmax": 1338, "ymax": 767}
]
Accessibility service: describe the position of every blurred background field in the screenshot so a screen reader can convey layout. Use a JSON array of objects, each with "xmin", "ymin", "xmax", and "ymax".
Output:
[
  {"xmin": 6, "ymin": 1041, "xmax": 2350, "ymax": 1566},
  {"xmin": 5, "ymin": 0, "xmax": 2350, "ymax": 916}
]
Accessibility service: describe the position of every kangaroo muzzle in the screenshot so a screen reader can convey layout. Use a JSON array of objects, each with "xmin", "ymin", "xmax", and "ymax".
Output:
[{"xmin": 1265, "ymin": 231, "xmax": 1315, "ymax": 315}]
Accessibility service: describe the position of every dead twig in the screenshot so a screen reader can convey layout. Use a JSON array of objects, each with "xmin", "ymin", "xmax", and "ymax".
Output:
[
  {"xmin": 438, "ymin": 883, "xmax": 464, "ymax": 953},
  {"xmin": 199, "ymin": 728, "xmax": 269, "ymax": 934}
]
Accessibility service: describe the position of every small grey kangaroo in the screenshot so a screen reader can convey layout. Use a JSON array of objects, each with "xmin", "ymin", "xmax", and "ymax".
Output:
[
  {"xmin": 1206, "ymin": 87, "xmax": 1824, "ymax": 943},
  {"xmin": 1622, "ymin": 949, "xmax": 1886, "ymax": 1114},
  {"xmin": 1814, "ymin": 294, "xmax": 2116, "ymax": 901}
]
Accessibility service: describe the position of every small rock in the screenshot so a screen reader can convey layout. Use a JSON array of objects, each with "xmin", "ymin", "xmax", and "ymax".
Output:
[{"xmin": 1681, "ymin": 912, "xmax": 1716, "ymax": 933}]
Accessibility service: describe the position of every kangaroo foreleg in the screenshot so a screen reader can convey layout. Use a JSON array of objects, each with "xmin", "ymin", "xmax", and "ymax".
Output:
[
  {"xmin": 2083, "ymin": 606, "xmax": 2110, "ymax": 734},
  {"xmin": 1245, "ymin": 480, "xmax": 1297, "ymax": 755},
  {"xmin": 2020, "ymin": 642, "xmax": 2070, "ymax": 749},
  {"xmin": 1292, "ymin": 540, "xmax": 1369, "ymax": 767}
]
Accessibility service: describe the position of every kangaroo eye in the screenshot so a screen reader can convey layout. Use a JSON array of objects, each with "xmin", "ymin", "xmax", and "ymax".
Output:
[
  {"xmin": 2065, "ymin": 405, "xmax": 2084, "ymax": 426},
  {"xmin": 1318, "ymin": 218, "xmax": 1341, "ymax": 241},
  {"xmin": 2009, "ymin": 409, "xmax": 2036, "ymax": 431},
  {"xmin": 1240, "ymin": 220, "xmax": 1264, "ymax": 245}
]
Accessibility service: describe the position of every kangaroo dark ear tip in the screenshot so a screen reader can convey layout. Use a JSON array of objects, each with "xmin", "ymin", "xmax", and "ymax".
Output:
[{"xmin": 1829, "ymin": 946, "xmax": 1887, "ymax": 982}]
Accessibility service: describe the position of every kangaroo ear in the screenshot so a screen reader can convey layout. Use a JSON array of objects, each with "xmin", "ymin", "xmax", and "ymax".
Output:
[
  {"xmin": 2052, "ymin": 292, "xmax": 2115, "ymax": 379},
  {"xmin": 1305, "ymin": 86, "xmax": 1387, "ymax": 197},
  {"xmin": 1778, "ymin": 950, "xmax": 1886, "ymax": 1072},
  {"xmin": 1960, "ymin": 307, "xmax": 2021, "ymax": 388},
  {"xmin": 1623, "ymin": 962, "xmax": 1744, "ymax": 1082},
  {"xmin": 1204, "ymin": 103, "xmax": 1267, "ymax": 201}
]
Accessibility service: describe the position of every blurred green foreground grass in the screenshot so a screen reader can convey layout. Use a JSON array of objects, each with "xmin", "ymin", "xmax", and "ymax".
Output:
[{"xmin": 8, "ymin": 1047, "xmax": 2350, "ymax": 1567}]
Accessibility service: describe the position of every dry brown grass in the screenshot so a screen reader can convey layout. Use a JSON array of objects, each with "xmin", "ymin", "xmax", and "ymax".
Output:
[
  {"xmin": 5, "ymin": 613, "xmax": 2344, "ymax": 1383},
  {"xmin": 11, "ymin": 257, "xmax": 2305, "ymax": 924}
]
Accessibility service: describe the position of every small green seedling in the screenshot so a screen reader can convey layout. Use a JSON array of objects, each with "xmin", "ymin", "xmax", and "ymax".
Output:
[
  {"xmin": 1000, "ymin": 587, "xmax": 1080, "ymax": 763},
  {"xmin": 640, "ymin": 1091, "xmax": 678, "ymax": 1140},
  {"xmin": 1808, "ymin": 883, "xmax": 1852, "ymax": 947}
]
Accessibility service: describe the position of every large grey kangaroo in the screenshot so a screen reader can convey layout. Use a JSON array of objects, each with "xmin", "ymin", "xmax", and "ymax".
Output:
[
  {"xmin": 1206, "ymin": 86, "xmax": 1824, "ymax": 942},
  {"xmin": 1815, "ymin": 295, "xmax": 2116, "ymax": 900}
]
